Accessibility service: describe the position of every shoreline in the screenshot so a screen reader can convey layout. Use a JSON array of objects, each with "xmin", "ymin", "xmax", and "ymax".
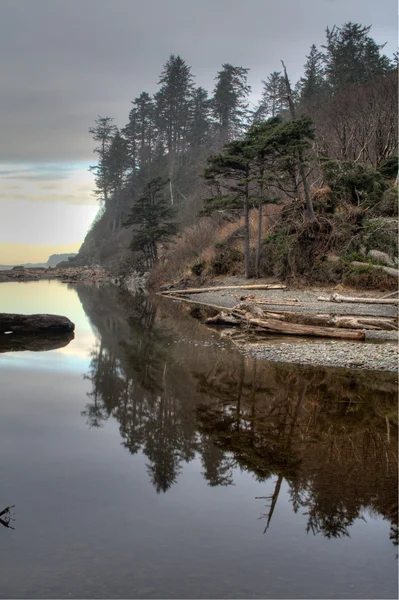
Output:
[{"xmin": 161, "ymin": 278, "xmax": 398, "ymax": 372}]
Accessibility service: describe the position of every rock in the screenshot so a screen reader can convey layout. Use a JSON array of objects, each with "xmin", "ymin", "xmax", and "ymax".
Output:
[
  {"xmin": 367, "ymin": 249, "xmax": 396, "ymax": 267},
  {"xmin": 0, "ymin": 314, "xmax": 75, "ymax": 334}
]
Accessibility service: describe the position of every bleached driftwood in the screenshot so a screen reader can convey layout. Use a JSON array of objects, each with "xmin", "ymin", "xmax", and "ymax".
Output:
[
  {"xmin": 317, "ymin": 293, "xmax": 398, "ymax": 306},
  {"xmin": 160, "ymin": 284, "xmax": 286, "ymax": 295}
]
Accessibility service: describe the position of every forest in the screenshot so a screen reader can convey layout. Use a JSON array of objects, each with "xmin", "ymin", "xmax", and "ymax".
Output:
[{"xmin": 75, "ymin": 22, "xmax": 398, "ymax": 287}]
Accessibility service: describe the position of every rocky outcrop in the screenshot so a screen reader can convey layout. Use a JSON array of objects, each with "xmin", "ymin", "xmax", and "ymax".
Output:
[{"xmin": 0, "ymin": 314, "xmax": 75, "ymax": 334}]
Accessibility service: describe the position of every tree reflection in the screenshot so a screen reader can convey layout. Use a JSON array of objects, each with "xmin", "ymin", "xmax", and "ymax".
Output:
[{"xmin": 78, "ymin": 284, "xmax": 398, "ymax": 544}]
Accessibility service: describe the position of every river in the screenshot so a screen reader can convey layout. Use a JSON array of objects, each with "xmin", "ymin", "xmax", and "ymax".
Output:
[{"xmin": 0, "ymin": 280, "xmax": 397, "ymax": 599}]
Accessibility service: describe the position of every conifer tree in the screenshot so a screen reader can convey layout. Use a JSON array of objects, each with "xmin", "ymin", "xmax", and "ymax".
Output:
[
  {"xmin": 133, "ymin": 91, "xmax": 155, "ymax": 167},
  {"xmin": 298, "ymin": 45, "xmax": 326, "ymax": 102},
  {"xmin": 212, "ymin": 64, "xmax": 251, "ymax": 143},
  {"xmin": 188, "ymin": 86, "xmax": 211, "ymax": 147},
  {"xmin": 255, "ymin": 71, "xmax": 287, "ymax": 121},
  {"xmin": 89, "ymin": 116, "xmax": 117, "ymax": 204},
  {"xmin": 124, "ymin": 177, "xmax": 178, "ymax": 267},
  {"xmin": 155, "ymin": 55, "xmax": 194, "ymax": 155},
  {"xmin": 323, "ymin": 22, "xmax": 391, "ymax": 90},
  {"xmin": 106, "ymin": 130, "xmax": 129, "ymax": 231}
]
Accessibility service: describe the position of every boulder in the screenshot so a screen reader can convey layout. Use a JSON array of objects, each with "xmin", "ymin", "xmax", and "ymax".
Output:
[
  {"xmin": 367, "ymin": 249, "xmax": 396, "ymax": 267},
  {"xmin": 0, "ymin": 314, "xmax": 75, "ymax": 334}
]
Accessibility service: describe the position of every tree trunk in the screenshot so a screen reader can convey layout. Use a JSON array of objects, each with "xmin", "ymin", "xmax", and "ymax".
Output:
[
  {"xmin": 281, "ymin": 61, "xmax": 315, "ymax": 221},
  {"xmin": 244, "ymin": 177, "xmax": 252, "ymax": 279},
  {"xmin": 255, "ymin": 174, "xmax": 264, "ymax": 278}
]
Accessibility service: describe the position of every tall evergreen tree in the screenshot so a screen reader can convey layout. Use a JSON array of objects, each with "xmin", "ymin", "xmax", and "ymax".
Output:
[
  {"xmin": 212, "ymin": 64, "xmax": 251, "ymax": 143},
  {"xmin": 188, "ymin": 86, "xmax": 211, "ymax": 147},
  {"xmin": 155, "ymin": 54, "xmax": 194, "ymax": 155},
  {"xmin": 133, "ymin": 91, "xmax": 155, "ymax": 167},
  {"xmin": 323, "ymin": 22, "xmax": 391, "ymax": 90},
  {"xmin": 106, "ymin": 130, "xmax": 129, "ymax": 231},
  {"xmin": 89, "ymin": 116, "xmax": 117, "ymax": 204},
  {"xmin": 255, "ymin": 71, "xmax": 287, "ymax": 121},
  {"xmin": 122, "ymin": 107, "xmax": 139, "ymax": 176},
  {"xmin": 298, "ymin": 45, "xmax": 326, "ymax": 102},
  {"xmin": 124, "ymin": 177, "xmax": 178, "ymax": 267}
]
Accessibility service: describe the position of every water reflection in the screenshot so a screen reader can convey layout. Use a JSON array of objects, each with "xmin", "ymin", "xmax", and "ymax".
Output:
[
  {"xmin": 0, "ymin": 332, "xmax": 74, "ymax": 353},
  {"xmin": 76, "ymin": 285, "xmax": 398, "ymax": 546}
]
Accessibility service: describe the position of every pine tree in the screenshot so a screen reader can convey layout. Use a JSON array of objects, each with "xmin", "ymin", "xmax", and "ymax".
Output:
[
  {"xmin": 122, "ymin": 107, "xmax": 139, "ymax": 176},
  {"xmin": 298, "ymin": 45, "xmax": 326, "ymax": 102},
  {"xmin": 133, "ymin": 91, "xmax": 155, "ymax": 167},
  {"xmin": 188, "ymin": 86, "xmax": 211, "ymax": 147},
  {"xmin": 212, "ymin": 64, "xmax": 251, "ymax": 143},
  {"xmin": 155, "ymin": 54, "xmax": 194, "ymax": 155},
  {"xmin": 323, "ymin": 22, "xmax": 391, "ymax": 90},
  {"xmin": 106, "ymin": 130, "xmax": 129, "ymax": 231},
  {"xmin": 255, "ymin": 71, "xmax": 287, "ymax": 121},
  {"xmin": 89, "ymin": 116, "xmax": 117, "ymax": 204},
  {"xmin": 124, "ymin": 177, "xmax": 178, "ymax": 267},
  {"xmin": 203, "ymin": 140, "xmax": 253, "ymax": 277}
]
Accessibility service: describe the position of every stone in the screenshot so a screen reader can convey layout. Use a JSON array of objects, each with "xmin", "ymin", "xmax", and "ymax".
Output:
[
  {"xmin": 367, "ymin": 249, "xmax": 396, "ymax": 267},
  {"xmin": 0, "ymin": 314, "xmax": 75, "ymax": 334}
]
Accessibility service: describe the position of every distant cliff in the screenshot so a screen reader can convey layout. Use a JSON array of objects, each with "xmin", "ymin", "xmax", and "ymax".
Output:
[{"xmin": 46, "ymin": 253, "xmax": 77, "ymax": 267}]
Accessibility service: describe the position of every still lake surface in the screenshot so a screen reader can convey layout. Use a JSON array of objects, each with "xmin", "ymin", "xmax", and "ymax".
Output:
[{"xmin": 0, "ymin": 280, "xmax": 397, "ymax": 599}]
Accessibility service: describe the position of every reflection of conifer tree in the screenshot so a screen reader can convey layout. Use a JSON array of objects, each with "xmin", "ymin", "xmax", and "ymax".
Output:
[
  {"xmin": 200, "ymin": 438, "xmax": 234, "ymax": 487},
  {"xmin": 143, "ymin": 395, "xmax": 184, "ymax": 493},
  {"xmin": 78, "ymin": 284, "xmax": 397, "ymax": 544}
]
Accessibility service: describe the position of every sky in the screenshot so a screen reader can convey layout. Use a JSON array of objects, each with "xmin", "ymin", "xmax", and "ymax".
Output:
[{"xmin": 0, "ymin": 0, "xmax": 397, "ymax": 264}]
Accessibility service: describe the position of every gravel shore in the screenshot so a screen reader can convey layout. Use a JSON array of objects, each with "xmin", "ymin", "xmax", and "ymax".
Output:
[{"xmin": 181, "ymin": 280, "xmax": 398, "ymax": 372}]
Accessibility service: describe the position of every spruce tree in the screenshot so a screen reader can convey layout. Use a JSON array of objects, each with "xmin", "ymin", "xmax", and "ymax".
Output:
[
  {"xmin": 155, "ymin": 54, "xmax": 194, "ymax": 155},
  {"xmin": 133, "ymin": 91, "xmax": 155, "ymax": 167},
  {"xmin": 298, "ymin": 45, "xmax": 326, "ymax": 102},
  {"xmin": 255, "ymin": 71, "xmax": 287, "ymax": 121},
  {"xmin": 212, "ymin": 64, "xmax": 251, "ymax": 143},
  {"xmin": 89, "ymin": 116, "xmax": 117, "ymax": 204},
  {"xmin": 188, "ymin": 86, "xmax": 211, "ymax": 147},
  {"xmin": 323, "ymin": 22, "xmax": 391, "ymax": 90},
  {"xmin": 124, "ymin": 177, "xmax": 178, "ymax": 267}
]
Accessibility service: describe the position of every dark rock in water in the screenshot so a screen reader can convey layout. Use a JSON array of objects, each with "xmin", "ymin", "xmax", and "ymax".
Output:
[
  {"xmin": 0, "ymin": 314, "xmax": 75, "ymax": 334},
  {"xmin": 0, "ymin": 331, "xmax": 74, "ymax": 353}
]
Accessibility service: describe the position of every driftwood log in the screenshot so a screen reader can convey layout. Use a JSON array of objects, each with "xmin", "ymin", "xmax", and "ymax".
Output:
[
  {"xmin": 317, "ymin": 293, "xmax": 398, "ymax": 306},
  {"xmin": 0, "ymin": 314, "xmax": 75, "ymax": 334},
  {"xmin": 161, "ymin": 284, "xmax": 286, "ymax": 295},
  {"xmin": 245, "ymin": 317, "xmax": 365, "ymax": 339}
]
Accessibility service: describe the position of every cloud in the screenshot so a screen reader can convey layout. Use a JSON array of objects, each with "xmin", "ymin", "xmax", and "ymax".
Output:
[
  {"xmin": 0, "ymin": 0, "xmax": 396, "ymax": 163},
  {"xmin": 0, "ymin": 162, "xmax": 96, "ymax": 205}
]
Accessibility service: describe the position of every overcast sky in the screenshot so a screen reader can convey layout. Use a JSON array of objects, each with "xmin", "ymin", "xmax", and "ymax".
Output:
[{"xmin": 0, "ymin": 0, "xmax": 397, "ymax": 263}]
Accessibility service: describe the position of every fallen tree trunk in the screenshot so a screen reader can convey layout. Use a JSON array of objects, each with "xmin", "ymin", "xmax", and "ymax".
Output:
[
  {"xmin": 0, "ymin": 313, "xmax": 75, "ymax": 334},
  {"xmin": 317, "ymin": 293, "xmax": 398, "ymax": 305},
  {"xmin": 246, "ymin": 317, "xmax": 365, "ymax": 340},
  {"xmin": 161, "ymin": 284, "xmax": 286, "ymax": 295}
]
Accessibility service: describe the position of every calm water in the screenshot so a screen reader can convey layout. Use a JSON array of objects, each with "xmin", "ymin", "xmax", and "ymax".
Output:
[{"xmin": 0, "ymin": 280, "xmax": 397, "ymax": 599}]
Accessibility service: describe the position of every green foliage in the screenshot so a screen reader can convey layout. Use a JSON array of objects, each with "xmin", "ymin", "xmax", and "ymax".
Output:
[
  {"xmin": 124, "ymin": 177, "xmax": 178, "ymax": 268},
  {"xmin": 342, "ymin": 263, "xmax": 397, "ymax": 290},
  {"xmin": 361, "ymin": 219, "xmax": 398, "ymax": 256},
  {"xmin": 323, "ymin": 22, "xmax": 392, "ymax": 91},
  {"xmin": 378, "ymin": 156, "xmax": 398, "ymax": 180},
  {"xmin": 212, "ymin": 64, "xmax": 251, "ymax": 141},
  {"xmin": 379, "ymin": 186, "xmax": 398, "ymax": 217},
  {"xmin": 321, "ymin": 159, "xmax": 388, "ymax": 209},
  {"xmin": 191, "ymin": 261, "xmax": 206, "ymax": 276}
]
